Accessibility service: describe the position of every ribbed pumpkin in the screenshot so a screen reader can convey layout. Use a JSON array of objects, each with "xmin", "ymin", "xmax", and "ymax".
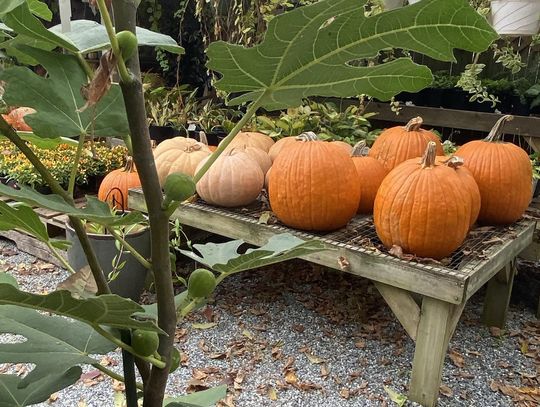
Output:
[
  {"xmin": 268, "ymin": 132, "xmax": 361, "ymax": 231},
  {"xmin": 351, "ymin": 141, "xmax": 388, "ymax": 214},
  {"xmin": 153, "ymin": 137, "xmax": 211, "ymax": 185},
  {"xmin": 436, "ymin": 156, "xmax": 481, "ymax": 228},
  {"xmin": 373, "ymin": 142, "xmax": 471, "ymax": 260},
  {"xmin": 455, "ymin": 115, "xmax": 531, "ymax": 225},
  {"xmin": 98, "ymin": 157, "xmax": 141, "ymax": 210},
  {"xmin": 269, "ymin": 136, "xmax": 296, "ymax": 161},
  {"xmin": 2, "ymin": 107, "xmax": 36, "ymax": 131},
  {"xmin": 369, "ymin": 116, "xmax": 444, "ymax": 171},
  {"xmin": 196, "ymin": 150, "xmax": 264, "ymax": 207},
  {"xmin": 224, "ymin": 131, "xmax": 275, "ymax": 153},
  {"xmin": 240, "ymin": 146, "xmax": 272, "ymax": 175},
  {"xmin": 331, "ymin": 140, "xmax": 353, "ymax": 154}
]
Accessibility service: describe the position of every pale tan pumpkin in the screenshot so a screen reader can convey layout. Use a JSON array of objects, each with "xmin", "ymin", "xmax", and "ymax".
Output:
[
  {"xmin": 153, "ymin": 137, "xmax": 211, "ymax": 185},
  {"xmin": 239, "ymin": 146, "xmax": 272, "ymax": 175},
  {"xmin": 196, "ymin": 150, "xmax": 264, "ymax": 207},
  {"xmin": 224, "ymin": 131, "xmax": 275, "ymax": 152}
]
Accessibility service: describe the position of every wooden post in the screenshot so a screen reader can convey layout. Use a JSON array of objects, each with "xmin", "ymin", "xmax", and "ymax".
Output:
[
  {"xmin": 481, "ymin": 263, "xmax": 515, "ymax": 328},
  {"xmin": 409, "ymin": 297, "xmax": 453, "ymax": 407}
]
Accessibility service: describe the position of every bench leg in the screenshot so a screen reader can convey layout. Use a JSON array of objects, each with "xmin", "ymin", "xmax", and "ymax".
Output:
[
  {"xmin": 481, "ymin": 262, "xmax": 515, "ymax": 329},
  {"xmin": 409, "ymin": 297, "xmax": 463, "ymax": 407}
]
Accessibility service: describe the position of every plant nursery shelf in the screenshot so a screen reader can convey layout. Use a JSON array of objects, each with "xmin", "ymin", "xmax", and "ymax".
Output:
[{"xmin": 129, "ymin": 188, "xmax": 536, "ymax": 407}]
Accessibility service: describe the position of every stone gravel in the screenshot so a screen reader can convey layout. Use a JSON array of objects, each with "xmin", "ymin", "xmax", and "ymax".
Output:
[{"xmin": 0, "ymin": 237, "xmax": 538, "ymax": 406}]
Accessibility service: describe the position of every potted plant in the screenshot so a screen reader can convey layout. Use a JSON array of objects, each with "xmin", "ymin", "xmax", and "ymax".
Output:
[
  {"xmin": 490, "ymin": 0, "xmax": 540, "ymax": 36},
  {"xmin": 66, "ymin": 218, "xmax": 151, "ymax": 301}
]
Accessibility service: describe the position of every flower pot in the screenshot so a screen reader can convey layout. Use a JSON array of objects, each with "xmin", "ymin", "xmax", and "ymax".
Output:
[
  {"xmin": 383, "ymin": 0, "xmax": 405, "ymax": 10},
  {"xmin": 490, "ymin": 1, "xmax": 540, "ymax": 36},
  {"xmin": 65, "ymin": 223, "xmax": 151, "ymax": 301}
]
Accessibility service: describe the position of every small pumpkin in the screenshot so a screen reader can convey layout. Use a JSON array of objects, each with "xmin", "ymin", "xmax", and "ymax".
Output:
[
  {"xmin": 268, "ymin": 136, "xmax": 296, "ymax": 161},
  {"xmin": 373, "ymin": 142, "xmax": 472, "ymax": 260},
  {"xmin": 351, "ymin": 141, "xmax": 388, "ymax": 214},
  {"xmin": 153, "ymin": 137, "xmax": 211, "ymax": 185},
  {"xmin": 224, "ymin": 131, "xmax": 275, "ymax": 152},
  {"xmin": 436, "ymin": 156, "xmax": 481, "ymax": 228},
  {"xmin": 455, "ymin": 115, "xmax": 531, "ymax": 225},
  {"xmin": 196, "ymin": 149, "xmax": 264, "ymax": 207},
  {"xmin": 2, "ymin": 107, "xmax": 36, "ymax": 132},
  {"xmin": 369, "ymin": 116, "xmax": 444, "ymax": 171},
  {"xmin": 98, "ymin": 157, "xmax": 141, "ymax": 210},
  {"xmin": 268, "ymin": 132, "xmax": 361, "ymax": 231},
  {"xmin": 240, "ymin": 146, "xmax": 272, "ymax": 175}
]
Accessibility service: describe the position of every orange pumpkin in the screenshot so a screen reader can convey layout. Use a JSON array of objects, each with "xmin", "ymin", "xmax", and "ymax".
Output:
[
  {"xmin": 224, "ymin": 131, "xmax": 275, "ymax": 152},
  {"xmin": 351, "ymin": 141, "xmax": 388, "ymax": 214},
  {"xmin": 268, "ymin": 136, "xmax": 296, "ymax": 161},
  {"xmin": 436, "ymin": 156, "xmax": 481, "ymax": 228},
  {"xmin": 153, "ymin": 137, "xmax": 211, "ymax": 185},
  {"xmin": 369, "ymin": 116, "xmax": 444, "ymax": 171},
  {"xmin": 2, "ymin": 107, "xmax": 36, "ymax": 132},
  {"xmin": 196, "ymin": 150, "xmax": 264, "ymax": 207},
  {"xmin": 98, "ymin": 157, "xmax": 141, "ymax": 210},
  {"xmin": 455, "ymin": 115, "xmax": 531, "ymax": 225},
  {"xmin": 268, "ymin": 132, "xmax": 361, "ymax": 231},
  {"xmin": 331, "ymin": 140, "xmax": 353, "ymax": 154},
  {"xmin": 374, "ymin": 142, "xmax": 472, "ymax": 260}
]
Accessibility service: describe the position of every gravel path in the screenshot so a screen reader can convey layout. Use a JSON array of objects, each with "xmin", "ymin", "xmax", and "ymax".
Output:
[{"xmin": 1, "ymin": 237, "xmax": 538, "ymax": 406}]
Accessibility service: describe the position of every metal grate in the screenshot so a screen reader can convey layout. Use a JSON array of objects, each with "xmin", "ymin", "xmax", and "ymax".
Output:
[{"xmin": 189, "ymin": 198, "xmax": 530, "ymax": 277}]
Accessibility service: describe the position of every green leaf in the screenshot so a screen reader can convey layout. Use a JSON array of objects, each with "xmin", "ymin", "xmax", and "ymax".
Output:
[
  {"xmin": 0, "ymin": 1, "xmax": 26, "ymax": 16},
  {"xmin": 0, "ymin": 201, "xmax": 49, "ymax": 243},
  {"xmin": 164, "ymin": 385, "xmax": 227, "ymax": 407},
  {"xmin": 0, "ymin": 367, "xmax": 81, "ymax": 407},
  {"xmin": 0, "ymin": 305, "xmax": 115, "ymax": 386},
  {"xmin": 49, "ymin": 20, "xmax": 184, "ymax": 55},
  {"xmin": 142, "ymin": 291, "xmax": 189, "ymax": 318},
  {"xmin": 207, "ymin": 0, "xmax": 497, "ymax": 110},
  {"xmin": 180, "ymin": 233, "xmax": 327, "ymax": 274},
  {"xmin": 1, "ymin": 2, "xmax": 77, "ymax": 52},
  {"xmin": 0, "ymin": 273, "xmax": 18, "ymax": 287},
  {"xmin": 27, "ymin": 0, "xmax": 51, "ymax": 21},
  {"xmin": 0, "ymin": 34, "xmax": 55, "ymax": 65},
  {"xmin": 0, "ymin": 184, "xmax": 145, "ymax": 226},
  {"xmin": 0, "ymin": 46, "xmax": 129, "ymax": 138},
  {"xmin": 384, "ymin": 386, "xmax": 407, "ymax": 407},
  {"xmin": 0, "ymin": 284, "xmax": 163, "ymax": 333},
  {"xmin": 0, "ymin": 133, "xmax": 79, "ymax": 148}
]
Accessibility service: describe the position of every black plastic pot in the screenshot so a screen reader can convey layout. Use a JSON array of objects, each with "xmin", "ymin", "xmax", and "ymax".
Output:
[
  {"xmin": 510, "ymin": 96, "xmax": 530, "ymax": 117},
  {"xmin": 65, "ymin": 223, "xmax": 151, "ymax": 301},
  {"xmin": 149, "ymin": 125, "xmax": 182, "ymax": 145}
]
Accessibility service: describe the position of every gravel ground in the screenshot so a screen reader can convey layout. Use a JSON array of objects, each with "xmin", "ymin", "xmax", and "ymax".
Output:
[{"xmin": 1, "ymin": 237, "xmax": 538, "ymax": 406}]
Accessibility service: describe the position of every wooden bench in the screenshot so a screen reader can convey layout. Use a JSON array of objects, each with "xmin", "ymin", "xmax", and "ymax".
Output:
[{"xmin": 129, "ymin": 189, "xmax": 535, "ymax": 407}]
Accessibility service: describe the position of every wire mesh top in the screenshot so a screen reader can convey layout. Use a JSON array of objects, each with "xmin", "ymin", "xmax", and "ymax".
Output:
[{"xmin": 185, "ymin": 198, "xmax": 534, "ymax": 281}]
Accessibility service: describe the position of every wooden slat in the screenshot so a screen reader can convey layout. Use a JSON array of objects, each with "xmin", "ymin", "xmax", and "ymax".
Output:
[
  {"xmin": 34, "ymin": 207, "xmax": 63, "ymax": 219},
  {"xmin": 362, "ymin": 102, "xmax": 540, "ymax": 136},
  {"xmin": 0, "ymin": 229, "xmax": 67, "ymax": 268},
  {"xmin": 374, "ymin": 283, "xmax": 420, "ymax": 341},
  {"xmin": 128, "ymin": 189, "xmax": 465, "ymax": 303},
  {"xmin": 465, "ymin": 223, "xmax": 534, "ymax": 299},
  {"xmin": 481, "ymin": 263, "xmax": 515, "ymax": 329}
]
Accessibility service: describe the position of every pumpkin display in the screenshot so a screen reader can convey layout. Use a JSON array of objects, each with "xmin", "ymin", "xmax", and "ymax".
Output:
[
  {"xmin": 436, "ymin": 156, "xmax": 481, "ymax": 228},
  {"xmin": 224, "ymin": 131, "xmax": 275, "ymax": 152},
  {"xmin": 373, "ymin": 142, "xmax": 472, "ymax": 260},
  {"xmin": 153, "ymin": 137, "xmax": 211, "ymax": 185},
  {"xmin": 2, "ymin": 107, "xmax": 36, "ymax": 132},
  {"xmin": 268, "ymin": 132, "xmax": 361, "ymax": 231},
  {"xmin": 196, "ymin": 149, "xmax": 264, "ymax": 207},
  {"xmin": 268, "ymin": 136, "xmax": 296, "ymax": 161},
  {"xmin": 331, "ymin": 140, "xmax": 353, "ymax": 154},
  {"xmin": 369, "ymin": 116, "xmax": 444, "ymax": 171},
  {"xmin": 351, "ymin": 141, "xmax": 388, "ymax": 214},
  {"xmin": 240, "ymin": 146, "xmax": 272, "ymax": 175},
  {"xmin": 98, "ymin": 157, "xmax": 141, "ymax": 210},
  {"xmin": 455, "ymin": 115, "xmax": 531, "ymax": 225}
]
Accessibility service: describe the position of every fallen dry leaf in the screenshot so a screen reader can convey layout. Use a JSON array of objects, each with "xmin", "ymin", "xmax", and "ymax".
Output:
[
  {"xmin": 339, "ymin": 388, "xmax": 350, "ymax": 399},
  {"xmin": 78, "ymin": 51, "xmax": 116, "ymax": 112},
  {"xmin": 440, "ymin": 385, "xmax": 453, "ymax": 397},
  {"xmin": 267, "ymin": 386, "xmax": 278, "ymax": 401},
  {"xmin": 284, "ymin": 370, "xmax": 298, "ymax": 385},
  {"xmin": 449, "ymin": 348, "xmax": 465, "ymax": 368}
]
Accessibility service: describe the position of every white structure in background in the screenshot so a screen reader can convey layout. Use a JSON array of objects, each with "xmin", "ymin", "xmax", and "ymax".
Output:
[{"xmin": 59, "ymin": 0, "xmax": 72, "ymax": 32}]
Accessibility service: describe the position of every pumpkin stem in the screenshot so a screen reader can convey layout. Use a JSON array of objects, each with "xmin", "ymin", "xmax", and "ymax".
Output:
[
  {"xmin": 404, "ymin": 116, "xmax": 423, "ymax": 132},
  {"xmin": 123, "ymin": 156, "xmax": 136, "ymax": 173},
  {"xmin": 199, "ymin": 131, "xmax": 209, "ymax": 146},
  {"xmin": 445, "ymin": 155, "xmax": 465, "ymax": 169},
  {"xmin": 485, "ymin": 115, "xmax": 514, "ymax": 142},
  {"xmin": 296, "ymin": 131, "xmax": 318, "ymax": 142},
  {"xmin": 185, "ymin": 144, "xmax": 203, "ymax": 153},
  {"xmin": 420, "ymin": 141, "xmax": 437, "ymax": 169},
  {"xmin": 351, "ymin": 140, "xmax": 370, "ymax": 157}
]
